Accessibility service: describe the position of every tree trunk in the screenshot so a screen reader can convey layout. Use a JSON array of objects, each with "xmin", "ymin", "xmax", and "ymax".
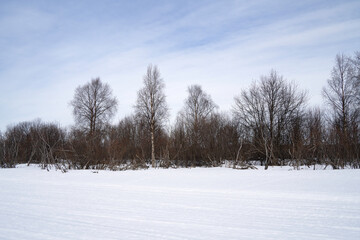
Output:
[{"xmin": 151, "ymin": 122, "xmax": 155, "ymax": 168}]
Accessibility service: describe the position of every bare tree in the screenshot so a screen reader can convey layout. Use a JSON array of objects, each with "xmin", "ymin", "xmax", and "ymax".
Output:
[
  {"xmin": 135, "ymin": 64, "xmax": 169, "ymax": 167},
  {"xmin": 351, "ymin": 51, "xmax": 360, "ymax": 124},
  {"xmin": 322, "ymin": 54, "xmax": 357, "ymax": 134},
  {"xmin": 177, "ymin": 85, "xmax": 217, "ymax": 166},
  {"xmin": 181, "ymin": 85, "xmax": 217, "ymax": 130},
  {"xmin": 322, "ymin": 53, "xmax": 359, "ymax": 168},
  {"xmin": 233, "ymin": 70, "xmax": 307, "ymax": 169},
  {"xmin": 70, "ymin": 78, "xmax": 118, "ymax": 135}
]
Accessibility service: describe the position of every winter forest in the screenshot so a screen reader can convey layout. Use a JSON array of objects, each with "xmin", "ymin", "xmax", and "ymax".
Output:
[{"xmin": 1, "ymin": 51, "xmax": 359, "ymax": 171}]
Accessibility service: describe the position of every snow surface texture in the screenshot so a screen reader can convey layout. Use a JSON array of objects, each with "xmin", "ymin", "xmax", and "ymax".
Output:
[{"xmin": 0, "ymin": 166, "xmax": 359, "ymax": 240}]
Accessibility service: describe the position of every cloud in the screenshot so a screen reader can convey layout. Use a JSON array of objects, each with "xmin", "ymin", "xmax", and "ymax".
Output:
[{"xmin": 0, "ymin": 0, "xmax": 359, "ymax": 131}]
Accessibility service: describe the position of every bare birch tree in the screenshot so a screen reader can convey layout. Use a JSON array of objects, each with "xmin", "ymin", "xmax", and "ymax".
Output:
[
  {"xmin": 322, "ymin": 54, "xmax": 357, "ymax": 134},
  {"xmin": 135, "ymin": 64, "xmax": 169, "ymax": 167},
  {"xmin": 322, "ymin": 53, "xmax": 359, "ymax": 168},
  {"xmin": 70, "ymin": 78, "xmax": 118, "ymax": 135},
  {"xmin": 351, "ymin": 52, "xmax": 360, "ymax": 124}
]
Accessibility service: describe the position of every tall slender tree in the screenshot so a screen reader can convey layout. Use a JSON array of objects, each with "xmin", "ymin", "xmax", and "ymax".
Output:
[
  {"xmin": 135, "ymin": 64, "xmax": 169, "ymax": 167},
  {"xmin": 322, "ymin": 53, "xmax": 359, "ymax": 168},
  {"xmin": 322, "ymin": 54, "xmax": 357, "ymax": 135}
]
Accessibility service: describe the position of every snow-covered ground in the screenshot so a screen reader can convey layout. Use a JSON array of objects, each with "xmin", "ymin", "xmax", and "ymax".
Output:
[{"xmin": 0, "ymin": 165, "xmax": 359, "ymax": 240}]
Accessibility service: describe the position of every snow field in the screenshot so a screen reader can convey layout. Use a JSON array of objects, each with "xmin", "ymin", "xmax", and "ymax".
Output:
[{"xmin": 0, "ymin": 166, "xmax": 359, "ymax": 239}]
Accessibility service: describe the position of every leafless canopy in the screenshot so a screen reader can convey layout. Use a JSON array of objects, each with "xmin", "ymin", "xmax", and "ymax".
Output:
[
  {"xmin": 322, "ymin": 54, "xmax": 358, "ymax": 131},
  {"xmin": 181, "ymin": 85, "xmax": 217, "ymax": 129},
  {"xmin": 70, "ymin": 78, "xmax": 118, "ymax": 135},
  {"xmin": 135, "ymin": 64, "xmax": 169, "ymax": 166},
  {"xmin": 233, "ymin": 70, "xmax": 307, "ymax": 169},
  {"xmin": 350, "ymin": 52, "xmax": 360, "ymax": 117}
]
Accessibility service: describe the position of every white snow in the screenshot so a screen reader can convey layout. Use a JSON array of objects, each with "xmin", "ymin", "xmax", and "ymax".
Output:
[{"xmin": 0, "ymin": 165, "xmax": 359, "ymax": 240}]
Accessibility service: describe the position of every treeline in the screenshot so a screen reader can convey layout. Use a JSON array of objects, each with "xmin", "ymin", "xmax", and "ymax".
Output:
[{"xmin": 0, "ymin": 52, "xmax": 359, "ymax": 170}]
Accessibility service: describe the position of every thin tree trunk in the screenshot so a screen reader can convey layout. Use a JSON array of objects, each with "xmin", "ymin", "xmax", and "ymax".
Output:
[
  {"xmin": 151, "ymin": 122, "xmax": 155, "ymax": 168},
  {"xmin": 264, "ymin": 139, "xmax": 269, "ymax": 170}
]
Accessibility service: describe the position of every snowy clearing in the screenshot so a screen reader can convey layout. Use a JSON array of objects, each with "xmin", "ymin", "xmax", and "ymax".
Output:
[{"xmin": 0, "ymin": 166, "xmax": 359, "ymax": 240}]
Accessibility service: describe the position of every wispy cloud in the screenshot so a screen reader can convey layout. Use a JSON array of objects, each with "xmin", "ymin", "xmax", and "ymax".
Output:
[{"xmin": 0, "ymin": 0, "xmax": 359, "ymax": 131}]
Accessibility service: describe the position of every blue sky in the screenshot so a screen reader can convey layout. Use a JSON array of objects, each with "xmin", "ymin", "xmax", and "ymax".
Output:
[{"xmin": 0, "ymin": 0, "xmax": 359, "ymax": 131}]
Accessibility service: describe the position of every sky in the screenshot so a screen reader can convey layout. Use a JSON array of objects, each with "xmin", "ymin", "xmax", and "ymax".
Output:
[{"xmin": 0, "ymin": 0, "xmax": 359, "ymax": 131}]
